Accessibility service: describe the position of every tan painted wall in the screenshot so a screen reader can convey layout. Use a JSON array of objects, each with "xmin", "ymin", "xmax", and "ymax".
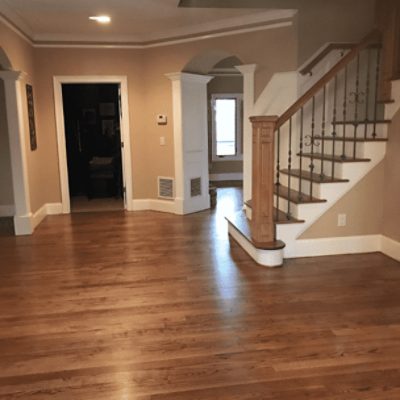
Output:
[
  {"xmin": 298, "ymin": 0, "xmax": 376, "ymax": 65},
  {"xmin": 31, "ymin": 24, "xmax": 298, "ymax": 203},
  {"xmin": 0, "ymin": 80, "xmax": 14, "ymax": 206},
  {"xmin": 301, "ymin": 162, "xmax": 384, "ymax": 239},
  {"xmin": 383, "ymin": 108, "xmax": 400, "ymax": 242}
]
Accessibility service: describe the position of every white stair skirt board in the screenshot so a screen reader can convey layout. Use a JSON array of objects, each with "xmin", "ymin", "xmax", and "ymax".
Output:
[
  {"xmin": 228, "ymin": 222, "xmax": 284, "ymax": 267},
  {"xmin": 381, "ymin": 235, "xmax": 400, "ymax": 262}
]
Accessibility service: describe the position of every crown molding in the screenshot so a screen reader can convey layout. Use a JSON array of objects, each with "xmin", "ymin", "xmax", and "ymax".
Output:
[{"xmin": 0, "ymin": 5, "xmax": 295, "ymax": 49}]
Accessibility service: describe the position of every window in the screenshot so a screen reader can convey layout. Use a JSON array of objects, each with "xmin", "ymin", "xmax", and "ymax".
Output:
[{"xmin": 211, "ymin": 94, "xmax": 242, "ymax": 161}]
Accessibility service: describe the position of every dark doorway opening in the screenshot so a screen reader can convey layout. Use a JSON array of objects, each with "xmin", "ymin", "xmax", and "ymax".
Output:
[{"xmin": 62, "ymin": 83, "xmax": 124, "ymax": 213}]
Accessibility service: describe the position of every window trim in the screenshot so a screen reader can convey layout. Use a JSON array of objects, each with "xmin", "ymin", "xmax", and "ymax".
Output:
[{"xmin": 211, "ymin": 93, "xmax": 243, "ymax": 162}]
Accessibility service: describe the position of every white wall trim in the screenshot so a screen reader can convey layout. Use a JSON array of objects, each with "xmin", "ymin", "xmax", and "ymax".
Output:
[
  {"xmin": 20, "ymin": 22, "xmax": 293, "ymax": 50},
  {"xmin": 31, "ymin": 202, "xmax": 63, "ymax": 230},
  {"xmin": 235, "ymin": 64, "xmax": 257, "ymax": 203},
  {"xmin": 53, "ymin": 75, "xmax": 133, "ymax": 214},
  {"xmin": 132, "ymin": 199, "xmax": 177, "ymax": 214},
  {"xmin": 285, "ymin": 235, "xmax": 382, "ymax": 259},
  {"xmin": 209, "ymin": 173, "xmax": 243, "ymax": 181},
  {"xmin": 381, "ymin": 235, "xmax": 400, "ymax": 262},
  {"xmin": 0, "ymin": 205, "xmax": 15, "ymax": 217}
]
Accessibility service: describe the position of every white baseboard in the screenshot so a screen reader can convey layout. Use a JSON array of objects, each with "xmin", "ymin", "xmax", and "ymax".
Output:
[
  {"xmin": 381, "ymin": 235, "xmax": 400, "ymax": 262},
  {"xmin": 0, "ymin": 204, "xmax": 15, "ymax": 217},
  {"xmin": 14, "ymin": 214, "xmax": 33, "ymax": 235},
  {"xmin": 31, "ymin": 202, "xmax": 63, "ymax": 232},
  {"xmin": 46, "ymin": 203, "xmax": 63, "ymax": 215},
  {"xmin": 209, "ymin": 173, "xmax": 243, "ymax": 181},
  {"xmin": 32, "ymin": 204, "xmax": 48, "ymax": 230},
  {"xmin": 132, "ymin": 198, "xmax": 177, "ymax": 214},
  {"xmin": 284, "ymin": 235, "xmax": 382, "ymax": 259}
]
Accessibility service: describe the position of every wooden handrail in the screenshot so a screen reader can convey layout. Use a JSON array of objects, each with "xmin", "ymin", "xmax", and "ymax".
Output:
[
  {"xmin": 276, "ymin": 29, "xmax": 382, "ymax": 130},
  {"xmin": 300, "ymin": 42, "xmax": 380, "ymax": 76},
  {"xmin": 299, "ymin": 43, "xmax": 355, "ymax": 76}
]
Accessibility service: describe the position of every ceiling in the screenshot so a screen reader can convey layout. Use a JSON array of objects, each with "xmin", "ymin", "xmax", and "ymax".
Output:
[{"xmin": 0, "ymin": 0, "xmax": 295, "ymax": 45}]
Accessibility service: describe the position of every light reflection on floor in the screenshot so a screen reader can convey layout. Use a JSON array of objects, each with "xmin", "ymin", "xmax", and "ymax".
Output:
[{"xmin": 210, "ymin": 186, "xmax": 244, "ymax": 303}]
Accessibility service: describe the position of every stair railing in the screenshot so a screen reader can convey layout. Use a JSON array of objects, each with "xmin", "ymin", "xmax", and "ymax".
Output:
[{"xmin": 250, "ymin": 29, "xmax": 382, "ymax": 247}]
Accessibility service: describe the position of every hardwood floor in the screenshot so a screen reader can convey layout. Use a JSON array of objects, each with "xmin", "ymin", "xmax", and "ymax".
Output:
[{"xmin": 0, "ymin": 187, "xmax": 399, "ymax": 399}]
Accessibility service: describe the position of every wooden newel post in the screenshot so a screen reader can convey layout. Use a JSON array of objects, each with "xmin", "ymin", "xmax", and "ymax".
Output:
[{"xmin": 250, "ymin": 116, "xmax": 278, "ymax": 248}]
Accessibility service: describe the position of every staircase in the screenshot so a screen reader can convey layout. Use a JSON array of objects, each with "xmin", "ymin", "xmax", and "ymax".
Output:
[{"xmin": 226, "ymin": 29, "xmax": 400, "ymax": 267}]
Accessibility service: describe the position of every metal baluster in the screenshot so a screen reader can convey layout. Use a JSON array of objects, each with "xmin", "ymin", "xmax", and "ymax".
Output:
[
  {"xmin": 275, "ymin": 128, "xmax": 281, "ymax": 221},
  {"xmin": 298, "ymin": 107, "xmax": 304, "ymax": 201},
  {"xmin": 320, "ymin": 85, "xmax": 326, "ymax": 180},
  {"xmin": 332, "ymin": 75, "xmax": 338, "ymax": 180},
  {"xmin": 310, "ymin": 97, "xmax": 315, "ymax": 200},
  {"xmin": 372, "ymin": 48, "xmax": 382, "ymax": 139},
  {"xmin": 364, "ymin": 49, "xmax": 371, "ymax": 139},
  {"xmin": 287, "ymin": 117, "xmax": 292, "ymax": 219},
  {"xmin": 341, "ymin": 65, "xmax": 348, "ymax": 159},
  {"xmin": 353, "ymin": 53, "xmax": 361, "ymax": 159}
]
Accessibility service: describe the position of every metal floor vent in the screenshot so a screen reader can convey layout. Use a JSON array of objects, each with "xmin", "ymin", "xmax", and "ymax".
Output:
[
  {"xmin": 158, "ymin": 177, "xmax": 174, "ymax": 199},
  {"xmin": 190, "ymin": 177, "xmax": 202, "ymax": 197}
]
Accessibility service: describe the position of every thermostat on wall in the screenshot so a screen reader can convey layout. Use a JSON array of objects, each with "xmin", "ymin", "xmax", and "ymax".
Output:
[{"xmin": 157, "ymin": 114, "xmax": 167, "ymax": 125}]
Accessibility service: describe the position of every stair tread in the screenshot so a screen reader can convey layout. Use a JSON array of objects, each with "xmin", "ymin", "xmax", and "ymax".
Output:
[
  {"xmin": 245, "ymin": 200, "xmax": 304, "ymax": 224},
  {"xmin": 274, "ymin": 184, "xmax": 326, "ymax": 204},
  {"xmin": 280, "ymin": 169, "xmax": 349, "ymax": 183},
  {"xmin": 333, "ymin": 119, "xmax": 390, "ymax": 125},
  {"xmin": 226, "ymin": 212, "xmax": 286, "ymax": 250},
  {"xmin": 313, "ymin": 136, "xmax": 388, "ymax": 142},
  {"xmin": 299, "ymin": 153, "xmax": 371, "ymax": 163}
]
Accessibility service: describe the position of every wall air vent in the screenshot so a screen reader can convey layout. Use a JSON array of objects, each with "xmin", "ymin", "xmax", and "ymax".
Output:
[
  {"xmin": 190, "ymin": 177, "xmax": 202, "ymax": 197},
  {"xmin": 158, "ymin": 177, "xmax": 174, "ymax": 199}
]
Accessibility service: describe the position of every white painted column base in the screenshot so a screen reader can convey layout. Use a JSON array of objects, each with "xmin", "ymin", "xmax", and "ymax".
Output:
[
  {"xmin": 228, "ymin": 223, "xmax": 284, "ymax": 267},
  {"xmin": 14, "ymin": 214, "xmax": 33, "ymax": 235}
]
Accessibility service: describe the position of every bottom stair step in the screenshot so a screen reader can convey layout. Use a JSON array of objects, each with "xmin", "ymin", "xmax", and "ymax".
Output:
[
  {"xmin": 225, "ymin": 211, "xmax": 285, "ymax": 251},
  {"xmin": 245, "ymin": 200, "xmax": 304, "ymax": 224}
]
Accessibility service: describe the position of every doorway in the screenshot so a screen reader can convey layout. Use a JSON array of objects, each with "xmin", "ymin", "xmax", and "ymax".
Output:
[
  {"xmin": 62, "ymin": 83, "xmax": 123, "ymax": 212},
  {"xmin": 54, "ymin": 76, "xmax": 133, "ymax": 214}
]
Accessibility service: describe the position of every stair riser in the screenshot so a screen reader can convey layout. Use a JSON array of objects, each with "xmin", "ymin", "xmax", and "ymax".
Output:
[
  {"xmin": 273, "ymin": 196, "xmax": 300, "ymax": 219},
  {"xmin": 332, "ymin": 123, "xmax": 387, "ymax": 139},
  {"xmin": 279, "ymin": 174, "xmax": 346, "ymax": 199},
  {"xmin": 300, "ymin": 141, "xmax": 366, "ymax": 160}
]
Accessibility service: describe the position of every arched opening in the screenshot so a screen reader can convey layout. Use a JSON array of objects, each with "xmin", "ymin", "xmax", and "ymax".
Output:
[{"xmin": 0, "ymin": 48, "xmax": 15, "ymax": 234}]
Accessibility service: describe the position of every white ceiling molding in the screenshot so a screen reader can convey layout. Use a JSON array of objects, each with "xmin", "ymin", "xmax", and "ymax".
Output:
[{"xmin": 0, "ymin": 0, "xmax": 296, "ymax": 48}]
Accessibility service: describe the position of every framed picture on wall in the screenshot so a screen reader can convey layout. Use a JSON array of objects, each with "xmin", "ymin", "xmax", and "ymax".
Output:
[{"xmin": 26, "ymin": 84, "xmax": 37, "ymax": 151}]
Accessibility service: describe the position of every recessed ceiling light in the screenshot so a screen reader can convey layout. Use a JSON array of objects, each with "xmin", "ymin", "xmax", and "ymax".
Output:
[{"xmin": 89, "ymin": 15, "xmax": 111, "ymax": 24}]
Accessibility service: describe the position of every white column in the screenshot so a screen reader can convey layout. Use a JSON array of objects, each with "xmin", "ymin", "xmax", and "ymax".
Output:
[
  {"xmin": 235, "ymin": 64, "xmax": 257, "ymax": 203},
  {"xmin": 166, "ymin": 72, "xmax": 213, "ymax": 215},
  {"xmin": 0, "ymin": 71, "xmax": 32, "ymax": 235}
]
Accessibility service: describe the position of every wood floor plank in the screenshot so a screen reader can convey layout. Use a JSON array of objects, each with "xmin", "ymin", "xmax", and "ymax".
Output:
[{"xmin": 0, "ymin": 188, "xmax": 399, "ymax": 399}]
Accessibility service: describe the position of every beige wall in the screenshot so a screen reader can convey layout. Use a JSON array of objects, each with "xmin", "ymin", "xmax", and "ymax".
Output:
[
  {"xmin": 301, "ymin": 162, "xmax": 384, "ymax": 239},
  {"xmin": 0, "ymin": 80, "xmax": 14, "ymax": 206},
  {"xmin": 297, "ymin": 0, "xmax": 375, "ymax": 65},
  {"xmin": 383, "ymin": 109, "xmax": 400, "ymax": 242},
  {"xmin": 28, "ymin": 23, "xmax": 298, "ymax": 206}
]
